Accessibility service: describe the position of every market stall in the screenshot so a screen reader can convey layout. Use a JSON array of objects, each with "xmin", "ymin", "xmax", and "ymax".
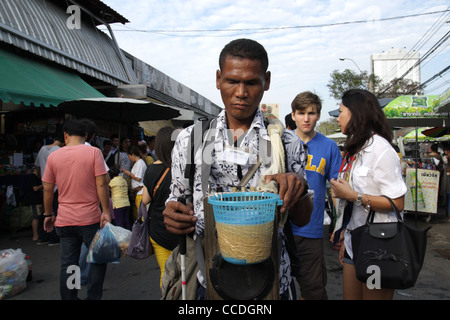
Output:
[
  {"xmin": 326, "ymin": 132, "xmax": 347, "ymax": 146},
  {"xmin": 403, "ymin": 127, "xmax": 450, "ymax": 144},
  {"xmin": 384, "ymin": 91, "xmax": 450, "ymax": 217}
]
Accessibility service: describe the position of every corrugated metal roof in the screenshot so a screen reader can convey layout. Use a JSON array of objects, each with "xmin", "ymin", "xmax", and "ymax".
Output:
[
  {"xmin": 69, "ymin": 0, "xmax": 129, "ymax": 25},
  {"xmin": 0, "ymin": 0, "xmax": 131, "ymax": 86}
]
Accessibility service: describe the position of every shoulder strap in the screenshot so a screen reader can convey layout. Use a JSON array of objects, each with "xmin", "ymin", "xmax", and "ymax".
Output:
[
  {"xmin": 185, "ymin": 117, "xmax": 216, "ymax": 193},
  {"xmin": 153, "ymin": 167, "xmax": 170, "ymax": 198},
  {"xmin": 367, "ymin": 195, "xmax": 403, "ymax": 224}
]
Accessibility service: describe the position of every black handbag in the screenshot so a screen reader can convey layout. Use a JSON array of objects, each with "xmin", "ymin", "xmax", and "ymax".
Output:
[{"xmin": 351, "ymin": 195, "xmax": 430, "ymax": 289}]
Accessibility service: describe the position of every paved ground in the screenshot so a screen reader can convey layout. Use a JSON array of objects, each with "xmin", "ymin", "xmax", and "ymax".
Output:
[
  {"xmin": 1, "ymin": 208, "xmax": 449, "ymax": 301},
  {"xmin": 324, "ymin": 210, "xmax": 450, "ymax": 300}
]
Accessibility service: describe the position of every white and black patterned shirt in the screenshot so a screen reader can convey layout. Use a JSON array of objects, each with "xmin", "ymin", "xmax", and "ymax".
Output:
[{"xmin": 168, "ymin": 109, "xmax": 308, "ymax": 294}]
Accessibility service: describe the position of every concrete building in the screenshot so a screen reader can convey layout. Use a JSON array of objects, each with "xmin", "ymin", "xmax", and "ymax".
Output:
[{"xmin": 371, "ymin": 48, "xmax": 421, "ymax": 85}]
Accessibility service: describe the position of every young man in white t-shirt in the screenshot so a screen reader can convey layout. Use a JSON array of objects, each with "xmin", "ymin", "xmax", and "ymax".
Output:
[{"xmin": 123, "ymin": 145, "xmax": 147, "ymax": 220}]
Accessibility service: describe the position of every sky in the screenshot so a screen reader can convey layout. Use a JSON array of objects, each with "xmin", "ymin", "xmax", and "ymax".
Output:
[{"xmin": 99, "ymin": 0, "xmax": 450, "ymax": 124}]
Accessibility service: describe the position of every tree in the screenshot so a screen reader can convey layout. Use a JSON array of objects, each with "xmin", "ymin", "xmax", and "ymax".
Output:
[
  {"xmin": 316, "ymin": 117, "xmax": 340, "ymax": 136},
  {"xmin": 376, "ymin": 77, "xmax": 422, "ymax": 98},
  {"xmin": 327, "ymin": 69, "xmax": 381, "ymax": 100},
  {"xmin": 327, "ymin": 69, "xmax": 421, "ymax": 100}
]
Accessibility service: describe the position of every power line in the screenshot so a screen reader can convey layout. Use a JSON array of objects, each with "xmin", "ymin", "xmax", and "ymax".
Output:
[
  {"xmin": 377, "ymin": 30, "xmax": 450, "ymax": 97},
  {"xmin": 420, "ymin": 41, "xmax": 450, "ymax": 69},
  {"xmin": 406, "ymin": 64, "xmax": 450, "ymax": 94},
  {"xmin": 103, "ymin": 9, "xmax": 450, "ymax": 35},
  {"xmin": 426, "ymin": 79, "xmax": 450, "ymax": 93},
  {"xmin": 379, "ymin": 7, "xmax": 450, "ymax": 84}
]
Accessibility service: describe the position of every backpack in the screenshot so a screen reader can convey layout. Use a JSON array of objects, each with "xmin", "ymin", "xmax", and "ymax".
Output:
[{"xmin": 160, "ymin": 234, "xmax": 200, "ymax": 300}]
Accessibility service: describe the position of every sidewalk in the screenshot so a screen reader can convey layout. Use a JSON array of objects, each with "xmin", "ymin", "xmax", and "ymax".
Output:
[
  {"xmin": 1, "ymin": 227, "xmax": 162, "ymax": 300},
  {"xmin": 1, "ymin": 208, "xmax": 449, "ymax": 300},
  {"xmin": 323, "ymin": 207, "xmax": 450, "ymax": 300}
]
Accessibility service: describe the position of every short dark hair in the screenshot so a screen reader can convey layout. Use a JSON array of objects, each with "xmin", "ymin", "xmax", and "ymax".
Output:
[
  {"xmin": 127, "ymin": 145, "xmax": 140, "ymax": 157},
  {"xmin": 63, "ymin": 120, "xmax": 87, "ymax": 137},
  {"xmin": 81, "ymin": 119, "xmax": 96, "ymax": 140},
  {"xmin": 103, "ymin": 139, "xmax": 112, "ymax": 147},
  {"xmin": 431, "ymin": 144, "xmax": 439, "ymax": 152},
  {"xmin": 108, "ymin": 167, "xmax": 119, "ymax": 179},
  {"xmin": 284, "ymin": 114, "xmax": 296, "ymax": 130},
  {"xmin": 119, "ymin": 137, "xmax": 129, "ymax": 152},
  {"xmin": 54, "ymin": 132, "xmax": 64, "ymax": 142},
  {"xmin": 219, "ymin": 38, "xmax": 269, "ymax": 72}
]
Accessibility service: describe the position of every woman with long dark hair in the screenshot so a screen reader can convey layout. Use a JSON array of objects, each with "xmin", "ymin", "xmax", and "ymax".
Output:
[
  {"xmin": 330, "ymin": 89, "xmax": 407, "ymax": 300},
  {"xmin": 141, "ymin": 126, "xmax": 180, "ymax": 288}
]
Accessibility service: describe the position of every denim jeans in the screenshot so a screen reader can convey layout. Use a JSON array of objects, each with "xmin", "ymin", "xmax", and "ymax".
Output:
[
  {"xmin": 56, "ymin": 223, "xmax": 107, "ymax": 300},
  {"xmin": 78, "ymin": 243, "xmax": 91, "ymax": 285}
]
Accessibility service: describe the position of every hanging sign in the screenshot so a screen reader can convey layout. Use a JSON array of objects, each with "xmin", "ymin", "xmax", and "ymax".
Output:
[{"xmin": 404, "ymin": 168, "xmax": 439, "ymax": 214}]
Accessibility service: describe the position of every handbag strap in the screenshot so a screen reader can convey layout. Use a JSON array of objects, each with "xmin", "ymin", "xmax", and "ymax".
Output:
[
  {"xmin": 367, "ymin": 195, "xmax": 403, "ymax": 224},
  {"xmin": 153, "ymin": 167, "xmax": 170, "ymax": 198},
  {"xmin": 138, "ymin": 200, "xmax": 148, "ymax": 221}
]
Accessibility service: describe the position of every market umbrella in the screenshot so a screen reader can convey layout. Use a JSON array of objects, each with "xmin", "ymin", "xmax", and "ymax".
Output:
[
  {"xmin": 58, "ymin": 97, "xmax": 181, "ymax": 123},
  {"xmin": 403, "ymin": 127, "xmax": 450, "ymax": 143},
  {"xmin": 59, "ymin": 97, "xmax": 182, "ymax": 167},
  {"xmin": 422, "ymin": 126, "xmax": 450, "ymax": 138}
]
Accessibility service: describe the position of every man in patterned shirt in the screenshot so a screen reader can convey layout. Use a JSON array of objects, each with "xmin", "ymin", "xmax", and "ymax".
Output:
[{"xmin": 163, "ymin": 38, "xmax": 312, "ymax": 299}]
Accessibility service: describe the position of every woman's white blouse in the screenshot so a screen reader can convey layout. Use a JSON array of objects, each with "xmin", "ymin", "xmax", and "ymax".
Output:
[{"xmin": 343, "ymin": 134, "xmax": 407, "ymax": 258}]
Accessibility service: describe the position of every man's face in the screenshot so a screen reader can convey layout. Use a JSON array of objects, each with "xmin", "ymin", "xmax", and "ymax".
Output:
[
  {"xmin": 216, "ymin": 56, "xmax": 270, "ymax": 128},
  {"xmin": 103, "ymin": 144, "xmax": 111, "ymax": 154},
  {"xmin": 121, "ymin": 138, "xmax": 130, "ymax": 151},
  {"xmin": 112, "ymin": 138, "xmax": 119, "ymax": 148},
  {"xmin": 291, "ymin": 105, "xmax": 320, "ymax": 135}
]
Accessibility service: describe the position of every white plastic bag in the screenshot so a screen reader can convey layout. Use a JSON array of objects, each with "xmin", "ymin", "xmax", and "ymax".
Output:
[
  {"xmin": 87, "ymin": 223, "xmax": 131, "ymax": 264},
  {"xmin": 0, "ymin": 249, "xmax": 28, "ymax": 299},
  {"xmin": 108, "ymin": 223, "xmax": 132, "ymax": 249}
]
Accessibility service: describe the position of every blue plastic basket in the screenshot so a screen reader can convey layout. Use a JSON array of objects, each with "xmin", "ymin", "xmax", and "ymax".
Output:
[{"xmin": 208, "ymin": 192, "xmax": 283, "ymax": 264}]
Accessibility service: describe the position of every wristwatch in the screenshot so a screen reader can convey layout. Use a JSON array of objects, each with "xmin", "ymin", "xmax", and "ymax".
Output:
[{"xmin": 354, "ymin": 193, "xmax": 363, "ymax": 206}]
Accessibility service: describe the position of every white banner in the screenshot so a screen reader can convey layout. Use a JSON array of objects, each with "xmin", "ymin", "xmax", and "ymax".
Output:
[{"xmin": 405, "ymin": 168, "xmax": 439, "ymax": 214}]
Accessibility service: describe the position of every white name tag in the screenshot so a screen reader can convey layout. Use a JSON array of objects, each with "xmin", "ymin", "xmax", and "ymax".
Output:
[{"xmin": 222, "ymin": 147, "xmax": 250, "ymax": 166}]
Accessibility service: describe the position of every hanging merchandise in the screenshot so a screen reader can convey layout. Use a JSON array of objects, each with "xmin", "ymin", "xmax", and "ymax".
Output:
[{"xmin": 404, "ymin": 168, "xmax": 439, "ymax": 214}]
